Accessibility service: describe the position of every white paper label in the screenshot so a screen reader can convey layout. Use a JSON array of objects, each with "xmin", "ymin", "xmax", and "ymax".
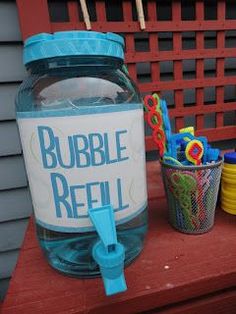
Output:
[{"xmin": 17, "ymin": 104, "xmax": 147, "ymax": 232}]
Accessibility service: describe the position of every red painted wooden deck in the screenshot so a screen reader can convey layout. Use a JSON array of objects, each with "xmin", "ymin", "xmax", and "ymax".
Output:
[{"xmin": 2, "ymin": 161, "xmax": 236, "ymax": 313}]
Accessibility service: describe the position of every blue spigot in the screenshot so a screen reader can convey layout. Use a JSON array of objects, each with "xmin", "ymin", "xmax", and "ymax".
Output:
[{"xmin": 88, "ymin": 205, "xmax": 127, "ymax": 296}]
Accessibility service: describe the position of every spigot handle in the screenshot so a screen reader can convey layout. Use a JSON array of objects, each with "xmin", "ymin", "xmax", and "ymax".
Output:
[
  {"xmin": 89, "ymin": 205, "xmax": 117, "ymax": 252},
  {"xmin": 89, "ymin": 205, "xmax": 127, "ymax": 296}
]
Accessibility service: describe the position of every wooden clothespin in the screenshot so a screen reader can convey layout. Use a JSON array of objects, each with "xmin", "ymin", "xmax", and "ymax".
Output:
[
  {"xmin": 135, "ymin": 0, "xmax": 146, "ymax": 30},
  {"xmin": 80, "ymin": 0, "xmax": 91, "ymax": 30}
]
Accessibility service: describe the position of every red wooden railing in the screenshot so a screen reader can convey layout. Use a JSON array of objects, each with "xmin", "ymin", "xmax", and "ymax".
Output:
[{"xmin": 16, "ymin": 0, "xmax": 236, "ymax": 151}]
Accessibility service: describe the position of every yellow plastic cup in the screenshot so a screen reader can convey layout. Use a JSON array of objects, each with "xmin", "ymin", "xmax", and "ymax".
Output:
[
  {"xmin": 221, "ymin": 152, "xmax": 236, "ymax": 215},
  {"xmin": 221, "ymin": 174, "xmax": 236, "ymax": 184},
  {"xmin": 223, "ymin": 163, "xmax": 236, "ymax": 169},
  {"xmin": 222, "ymin": 167, "xmax": 236, "ymax": 175},
  {"xmin": 221, "ymin": 196, "xmax": 236, "ymax": 206},
  {"xmin": 221, "ymin": 187, "xmax": 236, "ymax": 200},
  {"xmin": 221, "ymin": 184, "xmax": 236, "ymax": 194},
  {"xmin": 222, "ymin": 171, "xmax": 236, "ymax": 179},
  {"xmin": 221, "ymin": 205, "xmax": 236, "ymax": 215},
  {"xmin": 221, "ymin": 199, "xmax": 236, "ymax": 208},
  {"xmin": 221, "ymin": 200, "xmax": 236, "ymax": 212}
]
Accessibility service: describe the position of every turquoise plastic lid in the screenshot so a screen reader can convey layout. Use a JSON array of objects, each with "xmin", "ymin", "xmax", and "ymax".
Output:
[{"xmin": 23, "ymin": 31, "xmax": 125, "ymax": 65}]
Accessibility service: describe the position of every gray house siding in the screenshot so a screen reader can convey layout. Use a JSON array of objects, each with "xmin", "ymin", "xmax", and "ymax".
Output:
[
  {"xmin": 0, "ymin": 84, "xmax": 20, "ymax": 120},
  {"xmin": 0, "ymin": 0, "xmax": 30, "ymax": 301}
]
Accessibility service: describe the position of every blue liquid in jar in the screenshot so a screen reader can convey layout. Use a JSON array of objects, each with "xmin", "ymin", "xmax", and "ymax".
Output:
[
  {"xmin": 17, "ymin": 46, "xmax": 148, "ymax": 277},
  {"xmin": 37, "ymin": 209, "xmax": 147, "ymax": 277}
]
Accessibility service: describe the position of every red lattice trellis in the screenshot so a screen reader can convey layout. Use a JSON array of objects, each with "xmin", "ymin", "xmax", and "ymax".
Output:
[{"xmin": 16, "ymin": 0, "xmax": 236, "ymax": 151}]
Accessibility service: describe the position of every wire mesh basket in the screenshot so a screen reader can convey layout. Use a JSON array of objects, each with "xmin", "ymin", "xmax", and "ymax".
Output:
[{"xmin": 161, "ymin": 158, "xmax": 223, "ymax": 234}]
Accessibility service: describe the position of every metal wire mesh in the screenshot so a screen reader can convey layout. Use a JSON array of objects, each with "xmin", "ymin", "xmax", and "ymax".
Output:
[{"xmin": 161, "ymin": 159, "xmax": 222, "ymax": 234}]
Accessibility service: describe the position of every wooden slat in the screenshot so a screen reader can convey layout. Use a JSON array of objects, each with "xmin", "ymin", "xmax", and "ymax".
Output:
[
  {"xmin": 0, "ymin": 278, "xmax": 10, "ymax": 301},
  {"xmin": 195, "ymin": 1, "xmax": 204, "ymax": 130},
  {"xmin": 169, "ymin": 102, "xmax": 236, "ymax": 117},
  {"xmin": 67, "ymin": 0, "xmax": 79, "ymax": 28},
  {"xmin": 0, "ymin": 121, "xmax": 21, "ymax": 157},
  {"xmin": 195, "ymin": 125, "xmax": 236, "ymax": 141},
  {"xmin": 51, "ymin": 20, "xmax": 236, "ymax": 33},
  {"xmin": 0, "ymin": 45, "xmax": 26, "ymax": 82},
  {"xmin": 123, "ymin": 1, "xmax": 137, "ymax": 82},
  {"xmin": 0, "ymin": 156, "xmax": 27, "ymax": 190},
  {"xmin": 0, "ymin": 219, "xmax": 29, "ymax": 252},
  {"xmin": 172, "ymin": 2, "xmax": 184, "ymax": 131},
  {"xmin": 147, "ymin": 0, "xmax": 157, "ymax": 21},
  {"xmin": 95, "ymin": 1, "xmax": 106, "ymax": 22},
  {"xmin": 0, "ymin": 250, "xmax": 19, "ymax": 279},
  {"xmin": 0, "ymin": 84, "xmax": 20, "ymax": 121},
  {"xmin": 216, "ymin": 1, "xmax": 226, "ymax": 131},
  {"xmin": 0, "ymin": 188, "xmax": 32, "ymax": 223},
  {"xmin": 215, "ymin": 1, "xmax": 226, "ymax": 130},
  {"xmin": 147, "ymin": 1, "xmax": 159, "ymax": 86},
  {"xmin": 125, "ymin": 48, "xmax": 236, "ymax": 63},
  {"xmin": 0, "ymin": 2, "xmax": 21, "ymax": 42},
  {"xmin": 155, "ymin": 289, "xmax": 236, "ymax": 314},
  {"xmin": 139, "ymin": 76, "xmax": 236, "ymax": 92},
  {"xmin": 16, "ymin": 0, "xmax": 51, "ymax": 40}
]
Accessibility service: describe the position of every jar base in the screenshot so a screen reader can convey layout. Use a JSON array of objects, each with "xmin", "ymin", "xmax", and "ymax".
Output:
[
  {"xmin": 45, "ymin": 245, "xmax": 143, "ymax": 279},
  {"xmin": 36, "ymin": 213, "xmax": 147, "ymax": 278}
]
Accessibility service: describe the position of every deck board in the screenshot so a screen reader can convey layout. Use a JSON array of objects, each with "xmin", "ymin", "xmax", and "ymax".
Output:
[{"xmin": 2, "ymin": 161, "xmax": 236, "ymax": 313}]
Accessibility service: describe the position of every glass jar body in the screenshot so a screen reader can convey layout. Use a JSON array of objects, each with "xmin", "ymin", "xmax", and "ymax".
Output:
[{"xmin": 16, "ymin": 56, "xmax": 148, "ymax": 277}]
